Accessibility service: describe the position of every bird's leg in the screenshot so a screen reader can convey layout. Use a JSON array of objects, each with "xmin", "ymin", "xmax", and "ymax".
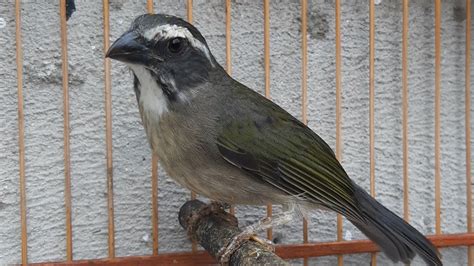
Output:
[
  {"xmin": 217, "ymin": 209, "xmax": 295, "ymax": 264},
  {"xmin": 246, "ymin": 210, "xmax": 295, "ymax": 232}
]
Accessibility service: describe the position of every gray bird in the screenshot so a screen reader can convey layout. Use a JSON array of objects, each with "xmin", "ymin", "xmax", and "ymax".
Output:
[{"xmin": 106, "ymin": 14, "xmax": 442, "ymax": 265}]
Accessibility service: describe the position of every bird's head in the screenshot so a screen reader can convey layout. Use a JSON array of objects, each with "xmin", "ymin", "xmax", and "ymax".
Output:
[{"xmin": 106, "ymin": 14, "xmax": 218, "ymax": 103}]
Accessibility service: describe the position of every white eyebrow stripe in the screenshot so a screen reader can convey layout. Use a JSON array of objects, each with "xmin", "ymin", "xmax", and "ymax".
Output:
[{"xmin": 144, "ymin": 24, "xmax": 214, "ymax": 67}]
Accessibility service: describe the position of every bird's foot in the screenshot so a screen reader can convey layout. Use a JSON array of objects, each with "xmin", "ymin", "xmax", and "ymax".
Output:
[
  {"xmin": 217, "ymin": 226, "xmax": 274, "ymax": 264},
  {"xmin": 217, "ymin": 209, "xmax": 296, "ymax": 263},
  {"xmin": 186, "ymin": 201, "xmax": 236, "ymax": 240}
]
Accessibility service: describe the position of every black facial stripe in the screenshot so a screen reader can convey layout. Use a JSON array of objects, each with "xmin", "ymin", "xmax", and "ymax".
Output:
[
  {"xmin": 159, "ymin": 82, "xmax": 177, "ymax": 102},
  {"xmin": 132, "ymin": 70, "xmax": 177, "ymax": 104},
  {"xmin": 133, "ymin": 68, "xmax": 177, "ymax": 103},
  {"xmin": 149, "ymin": 70, "xmax": 178, "ymax": 102},
  {"xmin": 133, "ymin": 74, "xmax": 141, "ymax": 104}
]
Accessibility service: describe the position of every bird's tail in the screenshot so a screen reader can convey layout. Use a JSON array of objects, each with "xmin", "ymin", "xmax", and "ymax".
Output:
[{"xmin": 349, "ymin": 185, "xmax": 442, "ymax": 266}]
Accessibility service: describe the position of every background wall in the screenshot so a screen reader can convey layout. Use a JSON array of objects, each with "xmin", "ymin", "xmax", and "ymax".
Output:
[{"xmin": 0, "ymin": 0, "xmax": 472, "ymax": 265}]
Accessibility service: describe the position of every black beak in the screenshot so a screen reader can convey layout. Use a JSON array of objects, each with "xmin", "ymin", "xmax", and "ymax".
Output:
[{"xmin": 106, "ymin": 31, "xmax": 150, "ymax": 65}]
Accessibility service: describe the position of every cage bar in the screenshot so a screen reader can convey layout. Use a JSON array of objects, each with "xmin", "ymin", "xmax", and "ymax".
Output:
[
  {"xmin": 184, "ymin": 0, "xmax": 198, "ymax": 253},
  {"xmin": 186, "ymin": 0, "xmax": 196, "ymax": 205},
  {"xmin": 301, "ymin": 0, "xmax": 308, "ymax": 126},
  {"xmin": 146, "ymin": 0, "xmax": 154, "ymax": 14},
  {"xmin": 145, "ymin": 0, "xmax": 160, "ymax": 256},
  {"xmin": 102, "ymin": 0, "xmax": 115, "ymax": 258},
  {"xmin": 335, "ymin": 0, "xmax": 343, "ymax": 265},
  {"xmin": 187, "ymin": 0, "xmax": 193, "ymax": 27},
  {"xmin": 15, "ymin": 0, "xmax": 27, "ymax": 264},
  {"xmin": 434, "ymin": 0, "xmax": 442, "ymax": 236},
  {"xmin": 59, "ymin": 0, "xmax": 73, "ymax": 261},
  {"xmin": 151, "ymin": 155, "xmax": 159, "ymax": 255},
  {"xmin": 226, "ymin": 0, "xmax": 232, "ymax": 75},
  {"xmin": 369, "ymin": 0, "xmax": 375, "ymax": 198},
  {"xmin": 368, "ymin": 0, "xmax": 376, "ymax": 264},
  {"xmin": 263, "ymin": 0, "xmax": 270, "ymax": 100},
  {"xmin": 402, "ymin": 0, "xmax": 410, "ymax": 223},
  {"xmin": 225, "ymin": 0, "xmax": 236, "ymax": 217},
  {"xmin": 31, "ymin": 233, "xmax": 474, "ymax": 265},
  {"xmin": 300, "ymin": 0, "xmax": 309, "ymax": 265},
  {"xmin": 263, "ymin": 0, "xmax": 273, "ymax": 241},
  {"xmin": 465, "ymin": 0, "xmax": 473, "ymax": 264}
]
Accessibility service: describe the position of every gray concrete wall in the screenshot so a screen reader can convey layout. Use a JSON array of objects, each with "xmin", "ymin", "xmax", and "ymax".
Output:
[{"xmin": 0, "ymin": 0, "xmax": 472, "ymax": 265}]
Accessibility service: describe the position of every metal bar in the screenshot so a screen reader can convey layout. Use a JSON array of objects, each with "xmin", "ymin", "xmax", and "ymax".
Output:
[
  {"xmin": 276, "ymin": 233, "xmax": 474, "ymax": 259},
  {"xmin": 302, "ymin": 218, "xmax": 308, "ymax": 266},
  {"xmin": 402, "ymin": 0, "xmax": 410, "ymax": 223},
  {"xmin": 31, "ymin": 233, "xmax": 474, "ymax": 265},
  {"xmin": 102, "ymin": 0, "xmax": 115, "ymax": 257},
  {"xmin": 301, "ymin": 0, "xmax": 308, "ymax": 265},
  {"xmin": 465, "ymin": 0, "xmax": 473, "ymax": 264},
  {"xmin": 301, "ymin": 0, "xmax": 308, "ymax": 266},
  {"xmin": 434, "ymin": 0, "xmax": 442, "ymax": 236},
  {"xmin": 335, "ymin": 0, "xmax": 343, "ymax": 265},
  {"xmin": 369, "ymin": 0, "xmax": 375, "ymax": 198},
  {"xmin": 275, "ymin": 233, "xmax": 474, "ymax": 259},
  {"xmin": 145, "ymin": 0, "xmax": 159, "ymax": 256},
  {"xmin": 187, "ymin": 0, "xmax": 193, "ymax": 26},
  {"xmin": 226, "ymin": 0, "xmax": 232, "ymax": 76},
  {"xmin": 187, "ymin": 1, "xmax": 196, "ymax": 205},
  {"xmin": 369, "ymin": 0, "xmax": 376, "ymax": 264},
  {"xmin": 185, "ymin": 1, "xmax": 198, "ymax": 253},
  {"xmin": 59, "ymin": 0, "xmax": 73, "ymax": 261},
  {"xmin": 151, "ymin": 156, "xmax": 159, "ymax": 255},
  {"xmin": 225, "ymin": 0, "xmax": 235, "ymax": 216},
  {"xmin": 15, "ymin": 0, "xmax": 27, "ymax": 264},
  {"xmin": 146, "ymin": 0, "xmax": 154, "ymax": 14},
  {"xmin": 263, "ymin": 0, "xmax": 273, "ymax": 241},
  {"xmin": 301, "ymin": 0, "xmax": 308, "ymax": 126},
  {"xmin": 334, "ymin": 0, "xmax": 342, "ymax": 180},
  {"xmin": 264, "ymin": 0, "xmax": 271, "ymax": 100}
]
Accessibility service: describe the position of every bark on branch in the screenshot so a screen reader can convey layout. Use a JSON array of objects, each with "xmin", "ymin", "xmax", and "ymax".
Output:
[{"xmin": 179, "ymin": 200, "xmax": 289, "ymax": 265}]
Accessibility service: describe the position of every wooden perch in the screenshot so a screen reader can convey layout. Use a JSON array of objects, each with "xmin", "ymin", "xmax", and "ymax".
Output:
[{"xmin": 179, "ymin": 200, "xmax": 289, "ymax": 265}]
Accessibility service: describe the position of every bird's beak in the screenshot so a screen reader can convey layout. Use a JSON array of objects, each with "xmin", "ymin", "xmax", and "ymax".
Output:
[{"xmin": 106, "ymin": 31, "xmax": 150, "ymax": 65}]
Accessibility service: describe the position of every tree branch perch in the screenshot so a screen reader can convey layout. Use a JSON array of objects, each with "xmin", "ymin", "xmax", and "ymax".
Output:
[{"xmin": 179, "ymin": 200, "xmax": 289, "ymax": 265}]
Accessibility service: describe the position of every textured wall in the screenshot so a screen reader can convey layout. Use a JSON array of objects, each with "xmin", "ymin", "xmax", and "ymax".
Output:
[{"xmin": 0, "ymin": 0, "xmax": 473, "ymax": 265}]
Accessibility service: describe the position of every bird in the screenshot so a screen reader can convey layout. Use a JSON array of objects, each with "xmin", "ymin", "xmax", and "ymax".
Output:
[{"xmin": 106, "ymin": 13, "xmax": 442, "ymax": 265}]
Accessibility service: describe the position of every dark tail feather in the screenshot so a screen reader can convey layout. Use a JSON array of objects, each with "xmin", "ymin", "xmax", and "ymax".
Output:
[{"xmin": 350, "ymin": 185, "xmax": 442, "ymax": 266}]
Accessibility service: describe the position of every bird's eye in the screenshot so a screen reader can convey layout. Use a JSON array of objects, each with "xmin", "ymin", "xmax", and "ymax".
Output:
[{"xmin": 167, "ymin": 37, "xmax": 186, "ymax": 54}]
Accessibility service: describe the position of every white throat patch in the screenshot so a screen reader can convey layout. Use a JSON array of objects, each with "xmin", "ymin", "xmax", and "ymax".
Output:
[
  {"xmin": 143, "ymin": 24, "xmax": 214, "ymax": 66},
  {"xmin": 129, "ymin": 64, "xmax": 169, "ymax": 119}
]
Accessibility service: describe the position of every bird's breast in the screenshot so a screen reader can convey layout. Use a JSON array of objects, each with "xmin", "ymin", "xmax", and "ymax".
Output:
[{"xmin": 141, "ymin": 108, "xmax": 208, "ymax": 187}]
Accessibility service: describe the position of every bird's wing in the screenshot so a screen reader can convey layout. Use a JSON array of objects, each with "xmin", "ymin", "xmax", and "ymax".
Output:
[{"xmin": 216, "ymin": 106, "xmax": 364, "ymax": 222}]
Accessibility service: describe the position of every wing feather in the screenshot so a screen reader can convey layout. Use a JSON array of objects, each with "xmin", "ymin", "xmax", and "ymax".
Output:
[{"xmin": 216, "ymin": 115, "xmax": 365, "ymax": 222}]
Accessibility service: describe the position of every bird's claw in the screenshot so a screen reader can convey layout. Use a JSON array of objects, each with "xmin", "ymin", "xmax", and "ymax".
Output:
[
  {"xmin": 249, "ymin": 234, "xmax": 274, "ymax": 252},
  {"xmin": 217, "ymin": 227, "xmax": 274, "ymax": 264},
  {"xmin": 186, "ymin": 201, "xmax": 235, "ymax": 240}
]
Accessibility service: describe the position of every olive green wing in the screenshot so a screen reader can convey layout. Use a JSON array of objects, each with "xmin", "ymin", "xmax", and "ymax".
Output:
[{"xmin": 216, "ymin": 111, "xmax": 364, "ymax": 222}]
